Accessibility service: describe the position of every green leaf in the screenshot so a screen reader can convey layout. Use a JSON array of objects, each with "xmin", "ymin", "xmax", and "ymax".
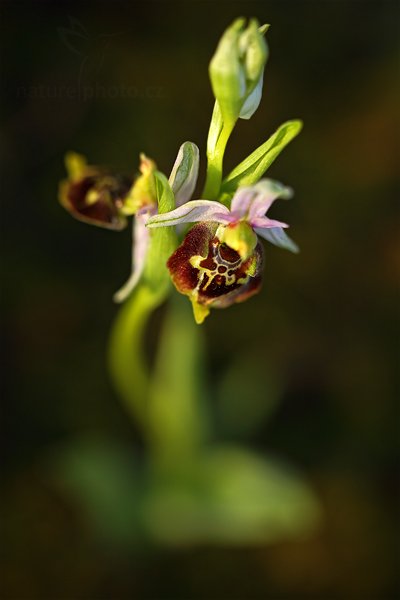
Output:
[
  {"xmin": 220, "ymin": 120, "xmax": 303, "ymax": 200},
  {"xmin": 48, "ymin": 436, "xmax": 141, "ymax": 546},
  {"xmin": 143, "ymin": 446, "xmax": 321, "ymax": 545}
]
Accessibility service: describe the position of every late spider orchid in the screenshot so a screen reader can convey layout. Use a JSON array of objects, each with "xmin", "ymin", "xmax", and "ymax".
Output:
[
  {"xmin": 113, "ymin": 142, "xmax": 199, "ymax": 302},
  {"xmin": 59, "ymin": 142, "xmax": 199, "ymax": 304},
  {"xmin": 56, "ymin": 18, "xmax": 320, "ymax": 549},
  {"xmin": 146, "ymin": 179, "xmax": 298, "ymax": 323}
]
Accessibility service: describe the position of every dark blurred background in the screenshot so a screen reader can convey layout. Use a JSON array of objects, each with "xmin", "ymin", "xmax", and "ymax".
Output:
[{"xmin": 1, "ymin": 1, "xmax": 399, "ymax": 598}]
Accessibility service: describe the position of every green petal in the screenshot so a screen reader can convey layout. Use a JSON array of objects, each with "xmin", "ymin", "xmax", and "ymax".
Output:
[{"xmin": 168, "ymin": 141, "xmax": 200, "ymax": 206}]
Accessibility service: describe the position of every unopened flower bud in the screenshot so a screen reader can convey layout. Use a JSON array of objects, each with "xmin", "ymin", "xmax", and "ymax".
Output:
[{"xmin": 209, "ymin": 18, "xmax": 268, "ymax": 125}]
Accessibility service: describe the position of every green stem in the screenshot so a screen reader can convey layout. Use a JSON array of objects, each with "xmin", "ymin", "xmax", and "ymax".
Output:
[
  {"xmin": 108, "ymin": 171, "xmax": 176, "ymax": 438},
  {"xmin": 202, "ymin": 110, "xmax": 236, "ymax": 200},
  {"xmin": 108, "ymin": 284, "xmax": 164, "ymax": 435},
  {"xmin": 147, "ymin": 293, "xmax": 209, "ymax": 468}
]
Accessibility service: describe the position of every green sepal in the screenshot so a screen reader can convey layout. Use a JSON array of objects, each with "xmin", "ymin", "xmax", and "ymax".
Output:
[
  {"xmin": 219, "ymin": 120, "xmax": 303, "ymax": 201},
  {"xmin": 122, "ymin": 154, "xmax": 157, "ymax": 216},
  {"xmin": 65, "ymin": 151, "xmax": 87, "ymax": 181},
  {"xmin": 142, "ymin": 172, "xmax": 177, "ymax": 295}
]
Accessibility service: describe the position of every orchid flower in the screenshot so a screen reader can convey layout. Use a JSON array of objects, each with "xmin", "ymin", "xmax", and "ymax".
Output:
[
  {"xmin": 60, "ymin": 19, "xmax": 302, "ymax": 325},
  {"xmin": 59, "ymin": 152, "xmax": 132, "ymax": 230},
  {"xmin": 113, "ymin": 142, "xmax": 200, "ymax": 302},
  {"xmin": 146, "ymin": 179, "xmax": 298, "ymax": 323}
]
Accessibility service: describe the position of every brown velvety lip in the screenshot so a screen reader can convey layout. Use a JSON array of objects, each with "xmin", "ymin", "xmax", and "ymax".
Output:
[
  {"xmin": 59, "ymin": 173, "xmax": 132, "ymax": 230},
  {"xmin": 167, "ymin": 222, "xmax": 264, "ymax": 309}
]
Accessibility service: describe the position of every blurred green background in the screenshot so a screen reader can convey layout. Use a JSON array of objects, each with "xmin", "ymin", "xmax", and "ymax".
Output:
[{"xmin": 1, "ymin": 0, "xmax": 399, "ymax": 598}]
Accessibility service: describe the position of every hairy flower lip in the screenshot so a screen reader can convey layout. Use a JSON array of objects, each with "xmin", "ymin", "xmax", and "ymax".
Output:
[
  {"xmin": 167, "ymin": 222, "xmax": 264, "ymax": 323},
  {"xmin": 59, "ymin": 170, "xmax": 132, "ymax": 230}
]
